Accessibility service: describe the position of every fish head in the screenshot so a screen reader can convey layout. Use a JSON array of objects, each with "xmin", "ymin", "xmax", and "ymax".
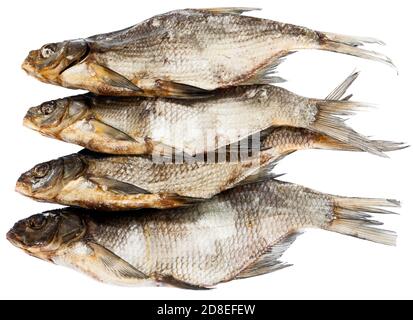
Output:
[
  {"xmin": 16, "ymin": 154, "xmax": 86, "ymax": 201},
  {"xmin": 23, "ymin": 96, "xmax": 90, "ymax": 137},
  {"xmin": 7, "ymin": 210, "xmax": 86, "ymax": 261},
  {"xmin": 22, "ymin": 39, "xmax": 90, "ymax": 85}
]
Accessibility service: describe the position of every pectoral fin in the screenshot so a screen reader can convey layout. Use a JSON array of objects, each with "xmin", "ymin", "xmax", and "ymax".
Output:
[
  {"xmin": 195, "ymin": 7, "xmax": 261, "ymax": 15},
  {"xmin": 154, "ymin": 80, "xmax": 212, "ymax": 98},
  {"xmin": 90, "ymin": 63, "xmax": 143, "ymax": 92},
  {"xmin": 88, "ymin": 176, "xmax": 151, "ymax": 195},
  {"xmin": 87, "ymin": 119, "xmax": 136, "ymax": 142},
  {"xmin": 56, "ymin": 241, "xmax": 147, "ymax": 286},
  {"xmin": 88, "ymin": 242, "xmax": 146, "ymax": 280}
]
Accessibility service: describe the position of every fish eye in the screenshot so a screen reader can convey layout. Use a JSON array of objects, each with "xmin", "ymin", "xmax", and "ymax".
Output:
[
  {"xmin": 33, "ymin": 163, "xmax": 50, "ymax": 178},
  {"xmin": 40, "ymin": 101, "xmax": 56, "ymax": 115},
  {"xmin": 28, "ymin": 215, "xmax": 46, "ymax": 230},
  {"xmin": 40, "ymin": 44, "xmax": 56, "ymax": 59}
]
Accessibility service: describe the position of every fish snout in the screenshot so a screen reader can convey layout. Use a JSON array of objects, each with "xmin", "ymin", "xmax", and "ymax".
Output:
[
  {"xmin": 6, "ymin": 229, "xmax": 22, "ymax": 248},
  {"xmin": 21, "ymin": 51, "xmax": 48, "ymax": 82},
  {"xmin": 21, "ymin": 53, "xmax": 36, "ymax": 75},
  {"xmin": 15, "ymin": 176, "xmax": 32, "ymax": 196},
  {"xmin": 23, "ymin": 112, "xmax": 40, "ymax": 131},
  {"xmin": 6, "ymin": 229, "xmax": 16, "ymax": 242}
]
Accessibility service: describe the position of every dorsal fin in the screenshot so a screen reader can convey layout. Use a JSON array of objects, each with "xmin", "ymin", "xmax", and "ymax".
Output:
[
  {"xmin": 326, "ymin": 71, "xmax": 359, "ymax": 101},
  {"xmin": 194, "ymin": 7, "xmax": 261, "ymax": 15}
]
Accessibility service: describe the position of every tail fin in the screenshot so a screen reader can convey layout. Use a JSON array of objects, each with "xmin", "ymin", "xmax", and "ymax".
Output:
[
  {"xmin": 315, "ymin": 71, "xmax": 408, "ymax": 154},
  {"xmin": 372, "ymin": 140, "xmax": 409, "ymax": 152},
  {"xmin": 313, "ymin": 134, "xmax": 408, "ymax": 153},
  {"xmin": 327, "ymin": 197, "xmax": 399, "ymax": 246},
  {"xmin": 309, "ymin": 100, "xmax": 388, "ymax": 156},
  {"xmin": 313, "ymin": 134, "xmax": 363, "ymax": 152},
  {"xmin": 318, "ymin": 31, "xmax": 396, "ymax": 71}
]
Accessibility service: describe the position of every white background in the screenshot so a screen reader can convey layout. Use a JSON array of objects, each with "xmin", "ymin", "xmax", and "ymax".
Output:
[{"xmin": 1, "ymin": 0, "xmax": 412, "ymax": 300}]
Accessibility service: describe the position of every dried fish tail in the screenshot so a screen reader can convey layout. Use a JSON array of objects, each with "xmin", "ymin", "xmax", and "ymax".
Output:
[
  {"xmin": 308, "ymin": 99, "xmax": 387, "ymax": 156},
  {"xmin": 316, "ymin": 31, "xmax": 396, "ymax": 70},
  {"xmin": 311, "ymin": 134, "xmax": 408, "ymax": 153},
  {"xmin": 326, "ymin": 197, "xmax": 399, "ymax": 246}
]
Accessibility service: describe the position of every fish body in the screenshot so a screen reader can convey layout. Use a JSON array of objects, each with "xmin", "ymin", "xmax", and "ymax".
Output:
[
  {"xmin": 7, "ymin": 180, "xmax": 398, "ymax": 288},
  {"xmin": 22, "ymin": 8, "xmax": 394, "ymax": 97},
  {"xmin": 15, "ymin": 150, "xmax": 278, "ymax": 210},
  {"xmin": 23, "ymin": 72, "xmax": 404, "ymax": 157},
  {"xmin": 23, "ymin": 85, "xmax": 316, "ymax": 155}
]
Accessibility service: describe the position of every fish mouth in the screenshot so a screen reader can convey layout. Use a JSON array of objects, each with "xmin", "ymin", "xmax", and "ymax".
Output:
[
  {"xmin": 15, "ymin": 180, "xmax": 32, "ymax": 197},
  {"xmin": 21, "ymin": 56, "xmax": 34, "ymax": 74},
  {"xmin": 6, "ymin": 229, "xmax": 22, "ymax": 248},
  {"xmin": 6, "ymin": 229, "xmax": 16, "ymax": 242},
  {"xmin": 21, "ymin": 52, "xmax": 40, "ymax": 77},
  {"xmin": 22, "ymin": 58, "xmax": 50, "ymax": 83},
  {"xmin": 23, "ymin": 116, "xmax": 40, "ymax": 132},
  {"xmin": 6, "ymin": 230, "xmax": 48, "ymax": 258}
]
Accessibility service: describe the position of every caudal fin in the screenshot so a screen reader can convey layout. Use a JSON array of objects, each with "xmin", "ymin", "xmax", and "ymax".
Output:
[
  {"xmin": 313, "ymin": 134, "xmax": 408, "ymax": 153},
  {"xmin": 313, "ymin": 71, "xmax": 407, "ymax": 154},
  {"xmin": 309, "ymin": 99, "xmax": 389, "ymax": 156},
  {"xmin": 318, "ymin": 31, "xmax": 396, "ymax": 71},
  {"xmin": 327, "ymin": 197, "xmax": 399, "ymax": 246},
  {"xmin": 371, "ymin": 140, "xmax": 409, "ymax": 152}
]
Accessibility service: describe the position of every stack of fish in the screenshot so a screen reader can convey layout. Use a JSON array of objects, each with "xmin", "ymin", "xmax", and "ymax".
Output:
[{"xmin": 7, "ymin": 8, "xmax": 404, "ymax": 289}]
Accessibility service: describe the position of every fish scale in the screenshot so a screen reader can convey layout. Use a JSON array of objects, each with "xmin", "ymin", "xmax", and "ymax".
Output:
[
  {"xmin": 88, "ymin": 181, "xmax": 325, "ymax": 285},
  {"xmin": 87, "ymin": 154, "xmax": 259, "ymax": 194},
  {"xmin": 92, "ymin": 12, "xmax": 317, "ymax": 88}
]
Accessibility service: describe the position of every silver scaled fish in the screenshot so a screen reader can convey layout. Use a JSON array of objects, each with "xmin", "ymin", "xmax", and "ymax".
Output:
[
  {"xmin": 21, "ymin": 8, "xmax": 395, "ymax": 97},
  {"xmin": 23, "ymin": 72, "xmax": 402, "ymax": 157},
  {"xmin": 15, "ymin": 149, "xmax": 281, "ymax": 210},
  {"xmin": 7, "ymin": 180, "xmax": 398, "ymax": 288}
]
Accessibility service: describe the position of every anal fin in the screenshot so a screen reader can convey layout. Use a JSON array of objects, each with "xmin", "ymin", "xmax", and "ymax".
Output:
[
  {"xmin": 233, "ymin": 150, "xmax": 295, "ymax": 188},
  {"xmin": 234, "ymin": 160, "xmax": 283, "ymax": 188},
  {"xmin": 236, "ymin": 233, "xmax": 301, "ymax": 280},
  {"xmin": 160, "ymin": 276, "xmax": 212, "ymax": 290},
  {"xmin": 242, "ymin": 52, "xmax": 296, "ymax": 85}
]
